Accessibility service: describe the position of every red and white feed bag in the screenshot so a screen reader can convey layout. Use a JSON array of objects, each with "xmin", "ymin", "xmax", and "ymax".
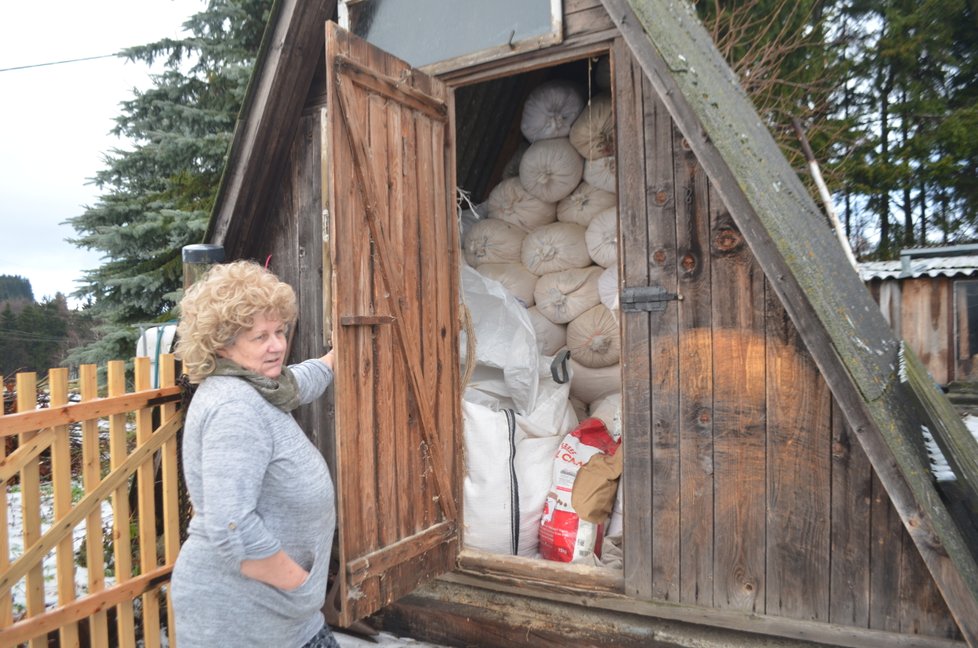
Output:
[{"xmin": 539, "ymin": 417, "xmax": 620, "ymax": 563}]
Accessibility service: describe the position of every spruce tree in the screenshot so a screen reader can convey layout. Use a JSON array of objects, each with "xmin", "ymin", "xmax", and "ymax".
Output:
[{"xmin": 66, "ymin": 0, "xmax": 273, "ymax": 364}]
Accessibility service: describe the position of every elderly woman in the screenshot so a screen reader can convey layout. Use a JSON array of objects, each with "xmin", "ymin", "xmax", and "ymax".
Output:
[{"xmin": 172, "ymin": 260, "xmax": 339, "ymax": 648}]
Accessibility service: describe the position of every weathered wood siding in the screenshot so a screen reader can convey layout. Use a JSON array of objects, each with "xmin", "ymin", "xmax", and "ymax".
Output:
[
  {"xmin": 866, "ymin": 277, "xmax": 955, "ymax": 385},
  {"xmin": 248, "ymin": 108, "xmax": 334, "ymax": 460},
  {"xmin": 615, "ymin": 39, "xmax": 958, "ymax": 638}
]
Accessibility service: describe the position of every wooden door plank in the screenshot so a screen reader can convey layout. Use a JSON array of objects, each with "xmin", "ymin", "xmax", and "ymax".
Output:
[
  {"xmin": 614, "ymin": 36, "xmax": 653, "ymax": 600},
  {"xmin": 645, "ymin": 81, "xmax": 681, "ymax": 603}
]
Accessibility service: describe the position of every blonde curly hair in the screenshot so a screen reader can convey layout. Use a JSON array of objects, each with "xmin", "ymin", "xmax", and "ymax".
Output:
[{"xmin": 176, "ymin": 260, "xmax": 298, "ymax": 383}]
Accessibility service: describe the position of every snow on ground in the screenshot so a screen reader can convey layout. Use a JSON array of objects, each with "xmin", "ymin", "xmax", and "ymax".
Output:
[
  {"xmin": 6, "ymin": 485, "xmax": 115, "ymax": 618},
  {"xmin": 335, "ymin": 630, "xmax": 451, "ymax": 647}
]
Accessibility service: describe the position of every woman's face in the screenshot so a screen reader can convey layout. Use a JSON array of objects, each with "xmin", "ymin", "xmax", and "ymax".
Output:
[{"xmin": 217, "ymin": 313, "xmax": 288, "ymax": 379}]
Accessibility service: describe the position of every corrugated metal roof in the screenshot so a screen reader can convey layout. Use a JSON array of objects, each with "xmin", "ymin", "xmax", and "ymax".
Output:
[{"xmin": 858, "ymin": 256, "xmax": 978, "ymax": 281}]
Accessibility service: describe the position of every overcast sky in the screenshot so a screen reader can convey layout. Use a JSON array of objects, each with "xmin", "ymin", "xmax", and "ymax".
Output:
[{"xmin": 0, "ymin": 0, "xmax": 205, "ymax": 306}]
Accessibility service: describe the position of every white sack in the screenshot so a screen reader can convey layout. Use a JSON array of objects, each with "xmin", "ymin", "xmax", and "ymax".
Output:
[
  {"xmin": 476, "ymin": 263, "xmax": 538, "ymax": 308},
  {"xmin": 521, "ymin": 222, "xmax": 591, "ymax": 275},
  {"xmin": 568, "ymin": 358, "xmax": 621, "ymax": 405},
  {"xmin": 519, "ymin": 138, "xmax": 584, "ymax": 203},
  {"xmin": 569, "ymin": 95, "xmax": 615, "ymax": 160},
  {"xmin": 461, "ymin": 264, "xmax": 539, "ymax": 413},
  {"xmin": 527, "ymin": 306, "xmax": 567, "ymax": 357},
  {"xmin": 520, "ymin": 80, "xmax": 585, "ymax": 142},
  {"xmin": 512, "ymin": 366, "xmax": 579, "ymax": 557},
  {"xmin": 487, "ymin": 177, "xmax": 557, "ymax": 232},
  {"xmin": 502, "ymin": 140, "xmax": 530, "ymax": 179},
  {"xmin": 589, "ymin": 392, "xmax": 622, "ymax": 441},
  {"xmin": 569, "ymin": 395, "xmax": 589, "ymax": 423},
  {"xmin": 463, "ymin": 217, "xmax": 525, "ymax": 267},
  {"xmin": 534, "ymin": 266, "xmax": 603, "ymax": 324},
  {"xmin": 462, "ymin": 400, "xmax": 517, "ymax": 554},
  {"xmin": 566, "ymin": 304, "xmax": 620, "ymax": 369},
  {"xmin": 598, "ymin": 266, "xmax": 619, "ymax": 315},
  {"xmin": 585, "ymin": 207, "xmax": 618, "ymax": 268},
  {"xmin": 557, "ymin": 182, "xmax": 617, "ymax": 227},
  {"xmin": 584, "ymin": 156, "xmax": 617, "ymax": 193},
  {"xmin": 462, "ymin": 363, "xmax": 578, "ymax": 558},
  {"xmin": 458, "ymin": 199, "xmax": 488, "ymax": 243}
]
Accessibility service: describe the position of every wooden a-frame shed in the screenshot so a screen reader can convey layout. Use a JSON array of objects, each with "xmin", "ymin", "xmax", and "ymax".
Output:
[{"xmin": 204, "ymin": 0, "xmax": 978, "ymax": 646}]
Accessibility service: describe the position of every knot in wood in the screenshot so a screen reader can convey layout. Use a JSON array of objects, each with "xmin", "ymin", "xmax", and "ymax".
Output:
[
  {"xmin": 713, "ymin": 227, "xmax": 742, "ymax": 253},
  {"xmin": 697, "ymin": 408, "xmax": 711, "ymax": 425},
  {"xmin": 681, "ymin": 253, "xmax": 697, "ymax": 273},
  {"xmin": 654, "ymin": 190, "xmax": 670, "ymax": 206},
  {"xmin": 653, "ymin": 248, "xmax": 668, "ymax": 266}
]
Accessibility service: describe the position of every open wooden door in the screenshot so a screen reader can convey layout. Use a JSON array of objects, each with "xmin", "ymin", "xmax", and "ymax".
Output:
[{"xmin": 323, "ymin": 22, "xmax": 461, "ymax": 626}]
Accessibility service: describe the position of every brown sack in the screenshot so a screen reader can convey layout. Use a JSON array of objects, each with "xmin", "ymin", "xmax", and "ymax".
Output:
[{"xmin": 571, "ymin": 447, "xmax": 623, "ymax": 524}]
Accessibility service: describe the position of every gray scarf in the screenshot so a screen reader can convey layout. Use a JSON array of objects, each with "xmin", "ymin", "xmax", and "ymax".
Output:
[{"xmin": 212, "ymin": 358, "xmax": 300, "ymax": 412}]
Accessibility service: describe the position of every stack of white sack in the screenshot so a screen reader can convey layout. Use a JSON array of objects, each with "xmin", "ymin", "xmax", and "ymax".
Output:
[{"xmin": 461, "ymin": 266, "xmax": 578, "ymax": 557}]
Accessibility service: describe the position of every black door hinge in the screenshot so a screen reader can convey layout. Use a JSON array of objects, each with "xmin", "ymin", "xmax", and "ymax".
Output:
[{"xmin": 620, "ymin": 285, "xmax": 682, "ymax": 312}]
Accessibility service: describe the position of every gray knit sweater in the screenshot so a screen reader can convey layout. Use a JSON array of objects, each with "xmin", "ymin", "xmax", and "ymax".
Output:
[{"xmin": 172, "ymin": 359, "xmax": 334, "ymax": 647}]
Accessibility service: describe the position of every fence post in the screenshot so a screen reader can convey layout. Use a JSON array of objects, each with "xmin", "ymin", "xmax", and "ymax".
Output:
[{"xmin": 181, "ymin": 244, "xmax": 224, "ymax": 292}]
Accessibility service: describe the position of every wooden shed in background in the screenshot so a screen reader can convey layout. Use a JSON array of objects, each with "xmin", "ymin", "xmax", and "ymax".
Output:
[
  {"xmin": 204, "ymin": 0, "xmax": 978, "ymax": 646},
  {"xmin": 860, "ymin": 246, "xmax": 978, "ymax": 386}
]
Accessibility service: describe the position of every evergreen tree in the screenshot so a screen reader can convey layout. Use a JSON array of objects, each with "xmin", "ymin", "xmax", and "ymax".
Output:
[
  {"xmin": 66, "ymin": 0, "xmax": 273, "ymax": 364},
  {"xmin": 832, "ymin": 0, "xmax": 978, "ymax": 257},
  {"xmin": 0, "ymin": 275, "xmax": 34, "ymax": 303}
]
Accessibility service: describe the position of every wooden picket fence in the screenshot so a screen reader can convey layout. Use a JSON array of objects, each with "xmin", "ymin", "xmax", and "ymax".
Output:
[{"xmin": 0, "ymin": 354, "xmax": 183, "ymax": 647}]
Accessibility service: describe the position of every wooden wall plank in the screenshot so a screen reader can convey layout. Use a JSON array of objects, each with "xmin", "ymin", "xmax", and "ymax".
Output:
[
  {"xmin": 764, "ymin": 295, "xmax": 831, "ymax": 621},
  {"xmin": 829, "ymin": 401, "xmax": 872, "ymax": 627},
  {"xmin": 614, "ymin": 36, "xmax": 654, "ymax": 600},
  {"xmin": 709, "ymin": 197, "xmax": 766, "ymax": 613},
  {"xmin": 673, "ymin": 125, "xmax": 714, "ymax": 607},
  {"xmin": 901, "ymin": 278, "xmax": 950, "ymax": 384},
  {"xmin": 565, "ymin": 5, "xmax": 616, "ymax": 38},
  {"xmin": 869, "ymin": 472, "xmax": 905, "ymax": 633}
]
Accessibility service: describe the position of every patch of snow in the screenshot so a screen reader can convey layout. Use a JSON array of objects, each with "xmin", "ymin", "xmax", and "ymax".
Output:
[{"xmin": 922, "ymin": 417, "xmax": 978, "ymax": 482}]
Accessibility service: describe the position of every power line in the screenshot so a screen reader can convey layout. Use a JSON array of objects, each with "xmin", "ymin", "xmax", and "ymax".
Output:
[{"xmin": 0, "ymin": 53, "xmax": 121, "ymax": 74}]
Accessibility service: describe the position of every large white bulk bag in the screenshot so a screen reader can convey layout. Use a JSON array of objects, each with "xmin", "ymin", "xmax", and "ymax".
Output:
[
  {"xmin": 568, "ymin": 358, "xmax": 621, "ymax": 405},
  {"xmin": 534, "ymin": 266, "xmax": 603, "ymax": 324},
  {"xmin": 462, "ymin": 400, "xmax": 518, "ymax": 555},
  {"xmin": 513, "ymin": 370, "xmax": 579, "ymax": 557},
  {"xmin": 487, "ymin": 177, "xmax": 557, "ymax": 232},
  {"xmin": 520, "ymin": 80, "xmax": 585, "ymax": 143},
  {"xmin": 584, "ymin": 156, "xmax": 617, "ymax": 193},
  {"xmin": 521, "ymin": 222, "xmax": 591, "ymax": 275},
  {"xmin": 527, "ymin": 306, "xmax": 567, "ymax": 357},
  {"xmin": 566, "ymin": 304, "xmax": 620, "ymax": 368},
  {"xmin": 569, "ymin": 95, "xmax": 615, "ymax": 160},
  {"xmin": 477, "ymin": 263, "xmax": 538, "ymax": 308},
  {"xmin": 585, "ymin": 207, "xmax": 618, "ymax": 268},
  {"xmin": 463, "ymin": 217, "xmax": 525, "ymax": 267},
  {"xmin": 519, "ymin": 138, "xmax": 584, "ymax": 203},
  {"xmin": 556, "ymin": 182, "xmax": 616, "ymax": 227},
  {"xmin": 462, "ymin": 361, "xmax": 578, "ymax": 558},
  {"xmin": 461, "ymin": 265, "xmax": 539, "ymax": 414},
  {"xmin": 598, "ymin": 266, "xmax": 619, "ymax": 315}
]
